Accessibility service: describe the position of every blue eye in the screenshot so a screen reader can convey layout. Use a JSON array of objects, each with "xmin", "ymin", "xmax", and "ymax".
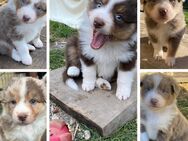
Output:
[
  {"xmin": 30, "ymin": 99, "xmax": 37, "ymax": 105},
  {"xmin": 115, "ymin": 14, "xmax": 123, "ymax": 22}
]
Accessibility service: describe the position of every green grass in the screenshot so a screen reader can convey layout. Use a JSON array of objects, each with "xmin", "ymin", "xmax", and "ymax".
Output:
[
  {"xmin": 184, "ymin": 11, "xmax": 188, "ymax": 26},
  {"xmin": 50, "ymin": 21, "xmax": 76, "ymax": 42}
]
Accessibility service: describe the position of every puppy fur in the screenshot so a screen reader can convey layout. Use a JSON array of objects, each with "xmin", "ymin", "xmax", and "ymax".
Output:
[
  {"xmin": 63, "ymin": 0, "xmax": 137, "ymax": 100},
  {"xmin": 0, "ymin": 77, "xmax": 46, "ymax": 141},
  {"xmin": 0, "ymin": 0, "xmax": 46, "ymax": 65},
  {"xmin": 141, "ymin": 73, "xmax": 188, "ymax": 141},
  {"xmin": 141, "ymin": 0, "xmax": 186, "ymax": 67}
]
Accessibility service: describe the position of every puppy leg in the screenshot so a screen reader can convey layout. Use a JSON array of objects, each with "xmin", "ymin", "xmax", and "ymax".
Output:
[
  {"xmin": 12, "ymin": 40, "xmax": 32, "ymax": 65},
  {"xmin": 80, "ymin": 56, "xmax": 96, "ymax": 92},
  {"xmin": 116, "ymin": 59, "xmax": 136, "ymax": 100},
  {"xmin": 27, "ymin": 44, "xmax": 36, "ymax": 51},
  {"xmin": 152, "ymin": 43, "xmax": 163, "ymax": 60},
  {"xmin": 11, "ymin": 48, "xmax": 21, "ymax": 62},
  {"xmin": 32, "ymin": 33, "xmax": 43, "ymax": 48},
  {"xmin": 96, "ymin": 78, "xmax": 111, "ymax": 91},
  {"xmin": 166, "ymin": 28, "xmax": 185, "ymax": 67},
  {"xmin": 141, "ymin": 124, "xmax": 149, "ymax": 141}
]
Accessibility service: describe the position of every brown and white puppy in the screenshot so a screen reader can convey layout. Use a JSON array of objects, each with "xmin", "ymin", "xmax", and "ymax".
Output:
[
  {"xmin": 0, "ymin": 0, "xmax": 46, "ymax": 65},
  {"xmin": 140, "ymin": 73, "xmax": 188, "ymax": 141},
  {"xmin": 63, "ymin": 0, "xmax": 137, "ymax": 100},
  {"xmin": 141, "ymin": 0, "xmax": 186, "ymax": 67},
  {"xmin": 0, "ymin": 77, "xmax": 46, "ymax": 141}
]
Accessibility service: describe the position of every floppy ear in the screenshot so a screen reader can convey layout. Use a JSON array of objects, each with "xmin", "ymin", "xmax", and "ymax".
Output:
[{"xmin": 171, "ymin": 82, "xmax": 181, "ymax": 96}]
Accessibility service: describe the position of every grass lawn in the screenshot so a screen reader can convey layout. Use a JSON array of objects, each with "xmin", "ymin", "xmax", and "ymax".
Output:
[
  {"xmin": 184, "ymin": 11, "xmax": 188, "ymax": 26},
  {"xmin": 50, "ymin": 21, "xmax": 137, "ymax": 140}
]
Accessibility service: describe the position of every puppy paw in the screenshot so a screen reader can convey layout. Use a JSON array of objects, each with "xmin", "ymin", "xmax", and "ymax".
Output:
[
  {"xmin": 67, "ymin": 66, "xmax": 80, "ymax": 77},
  {"xmin": 11, "ymin": 49, "xmax": 21, "ymax": 62},
  {"xmin": 33, "ymin": 38, "xmax": 43, "ymax": 48},
  {"xmin": 82, "ymin": 81, "xmax": 95, "ymax": 92},
  {"xmin": 65, "ymin": 78, "xmax": 79, "ymax": 91},
  {"xmin": 116, "ymin": 87, "xmax": 131, "ymax": 100},
  {"xmin": 28, "ymin": 44, "xmax": 36, "ymax": 51},
  {"xmin": 96, "ymin": 78, "xmax": 111, "ymax": 91},
  {"xmin": 165, "ymin": 57, "xmax": 175, "ymax": 67},
  {"xmin": 153, "ymin": 50, "xmax": 163, "ymax": 60},
  {"xmin": 21, "ymin": 55, "xmax": 32, "ymax": 65}
]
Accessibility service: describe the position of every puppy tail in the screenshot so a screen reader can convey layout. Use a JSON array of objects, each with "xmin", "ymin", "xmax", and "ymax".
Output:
[{"xmin": 63, "ymin": 69, "xmax": 79, "ymax": 91}]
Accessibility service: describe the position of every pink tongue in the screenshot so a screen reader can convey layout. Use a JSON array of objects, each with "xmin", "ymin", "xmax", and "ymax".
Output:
[{"xmin": 91, "ymin": 32, "xmax": 107, "ymax": 49}]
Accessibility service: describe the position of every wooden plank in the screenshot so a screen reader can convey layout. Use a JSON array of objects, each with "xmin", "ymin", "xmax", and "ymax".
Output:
[{"xmin": 50, "ymin": 68, "xmax": 137, "ymax": 136}]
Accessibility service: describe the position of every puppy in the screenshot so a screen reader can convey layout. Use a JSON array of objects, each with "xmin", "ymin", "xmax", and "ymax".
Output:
[
  {"xmin": 0, "ymin": 77, "xmax": 46, "ymax": 141},
  {"xmin": 141, "ymin": 73, "xmax": 188, "ymax": 141},
  {"xmin": 63, "ymin": 0, "xmax": 137, "ymax": 100},
  {"xmin": 141, "ymin": 0, "xmax": 186, "ymax": 67},
  {"xmin": 0, "ymin": 0, "xmax": 46, "ymax": 65}
]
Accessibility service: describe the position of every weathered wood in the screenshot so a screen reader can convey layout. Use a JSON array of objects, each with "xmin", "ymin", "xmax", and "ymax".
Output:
[
  {"xmin": 0, "ymin": 28, "xmax": 46, "ymax": 69},
  {"xmin": 50, "ymin": 68, "xmax": 137, "ymax": 136},
  {"xmin": 140, "ymin": 12, "xmax": 188, "ymax": 69}
]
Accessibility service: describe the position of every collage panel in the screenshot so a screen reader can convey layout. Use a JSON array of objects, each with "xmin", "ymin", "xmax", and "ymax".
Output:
[
  {"xmin": 0, "ymin": 72, "xmax": 47, "ymax": 141},
  {"xmin": 140, "ymin": 72, "xmax": 188, "ymax": 141},
  {"xmin": 0, "ymin": 0, "xmax": 47, "ymax": 69},
  {"xmin": 140, "ymin": 0, "xmax": 188, "ymax": 69},
  {"xmin": 50, "ymin": 0, "xmax": 137, "ymax": 140}
]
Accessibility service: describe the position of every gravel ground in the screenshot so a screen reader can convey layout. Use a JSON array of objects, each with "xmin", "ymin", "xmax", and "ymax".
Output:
[{"xmin": 50, "ymin": 101, "xmax": 92, "ymax": 141}]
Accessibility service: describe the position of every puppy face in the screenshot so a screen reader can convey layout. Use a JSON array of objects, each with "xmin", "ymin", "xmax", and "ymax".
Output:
[
  {"xmin": 2, "ymin": 77, "xmax": 46, "ymax": 125},
  {"xmin": 141, "ymin": 73, "xmax": 180, "ymax": 110},
  {"xmin": 14, "ymin": 0, "xmax": 46, "ymax": 24},
  {"xmin": 88, "ymin": 0, "xmax": 137, "ymax": 49},
  {"xmin": 142, "ymin": 0, "xmax": 183, "ymax": 24}
]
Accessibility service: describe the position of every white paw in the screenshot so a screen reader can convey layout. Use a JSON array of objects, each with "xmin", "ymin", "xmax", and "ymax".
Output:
[
  {"xmin": 96, "ymin": 78, "xmax": 111, "ymax": 91},
  {"xmin": 33, "ymin": 38, "xmax": 43, "ymax": 48},
  {"xmin": 141, "ymin": 132, "xmax": 149, "ymax": 141},
  {"xmin": 67, "ymin": 66, "xmax": 80, "ymax": 77},
  {"xmin": 82, "ymin": 81, "xmax": 95, "ymax": 92},
  {"xmin": 153, "ymin": 50, "xmax": 163, "ymax": 60},
  {"xmin": 28, "ymin": 44, "xmax": 36, "ymax": 51},
  {"xmin": 65, "ymin": 78, "xmax": 79, "ymax": 91},
  {"xmin": 165, "ymin": 57, "xmax": 175, "ymax": 67},
  {"xmin": 116, "ymin": 87, "xmax": 131, "ymax": 100},
  {"xmin": 11, "ymin": 49, "xmax": 21, "ymax": 62},
  {"xmin": 21, "ymin": 55, "xmax": 32, "ymax": 65}
]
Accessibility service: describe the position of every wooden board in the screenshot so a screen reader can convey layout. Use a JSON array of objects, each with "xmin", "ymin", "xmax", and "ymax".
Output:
[{"xmin": 50, "ymin": 68, "xmax": 137, "ymax": 136}]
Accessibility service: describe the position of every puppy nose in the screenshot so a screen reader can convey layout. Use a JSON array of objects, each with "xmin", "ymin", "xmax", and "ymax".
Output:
[
  {"xmin": 159, "ymin": 8, "xmax": 168, "ymax": 17},
  {"xmin": 150, "ymin": 98, "xmax": 158, "ymax": 106},
  {"xmin": 23, "ymin": 15, "xmax": 30, "ymax": 22},
  {"xmin": 93, "ymin": 18, "xmax": 105, "ymax": 29},
  {"xmin": 18, "ymin": 114, "xmax": 27, "ymax": 122}
]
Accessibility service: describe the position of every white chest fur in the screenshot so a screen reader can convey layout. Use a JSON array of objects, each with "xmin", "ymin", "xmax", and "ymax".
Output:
[
  {"xmin": 5, "ymin": 112, "xmax": 46, "ymax": 141},
  {"xmin": 79, "ymin": 15, "xmax": 136, "ymax": 80},
  {"xmin": 143, "ymin": 107, "xmax": 177, "ymax": 140},
  {"xmin": 16, "ymin": 16, "xmax": 46, "ymax": 43}
]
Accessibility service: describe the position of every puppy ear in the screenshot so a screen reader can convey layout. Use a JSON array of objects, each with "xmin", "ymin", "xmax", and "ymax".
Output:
[{"xmin": 171, "ymin": 82, "xmax": 180, "ymax": 95}]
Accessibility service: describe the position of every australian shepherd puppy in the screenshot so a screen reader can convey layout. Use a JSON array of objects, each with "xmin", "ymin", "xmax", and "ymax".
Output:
[
  {"xmin": 63, "ymin": 0, "xmax": 137, "ymax": 100},
  {"xmin": 141, "ymin": 0, "xmax": 186, "ymax": 67},
  {"xmin": 0, "ymin": 77, "xmax": 46, "ymax": 141},
  {"xmin": 0, "ymin": 0, "xmax": 46, "ymax": 65},
  {"xmin": 141, "ymin": 73, "xmax": 188, "ymax": 141}
]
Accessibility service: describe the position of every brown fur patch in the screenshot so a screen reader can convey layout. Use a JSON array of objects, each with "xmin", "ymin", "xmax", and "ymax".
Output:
[
  {"xmin": 119, "ymin": 54, "xmax": 136, "ymax": 71},
  {"xmin": 34, "ymin": 2, "xmax": 46, "ymax": 18},
  {"xmin": 14, "ymin": 0, "xmax": 31, "ymax": 10}
]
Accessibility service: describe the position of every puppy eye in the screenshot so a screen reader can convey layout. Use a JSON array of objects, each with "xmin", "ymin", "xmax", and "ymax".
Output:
[
  {"xmin": 96, "ymin": 2, "xmax": 103, "ymax": 8},
  {"xmin": 10, "ymin": 100, "xmax": 16, "ymax": 105},
  {"xmin": 29, "ymin": 99, "xmax": 37, "ymax": 105},
  {"xmin": 115, "ymin": 14, "xmax": 124, "ymax": 22}
]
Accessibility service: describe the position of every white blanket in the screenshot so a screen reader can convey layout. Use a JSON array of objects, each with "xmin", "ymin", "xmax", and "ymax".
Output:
[{"xmin": 50, "ymin": 0, "xmax": 88, "ymax": 29}]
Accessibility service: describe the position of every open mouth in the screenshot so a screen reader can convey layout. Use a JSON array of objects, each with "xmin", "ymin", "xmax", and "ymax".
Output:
[{"xmin": 90, "ymin": 30, "xmax": 111, "ymax": 50}]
